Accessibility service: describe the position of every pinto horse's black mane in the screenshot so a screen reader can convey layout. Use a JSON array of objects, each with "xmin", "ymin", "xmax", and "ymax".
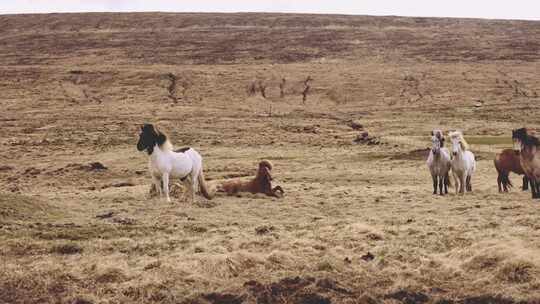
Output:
[{"xmin": 137, "ymin": 123, "xmax": 168, "ymax": 155}]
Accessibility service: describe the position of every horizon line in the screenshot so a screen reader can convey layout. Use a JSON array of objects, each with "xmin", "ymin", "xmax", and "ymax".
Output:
[{"xmin": 0, "ymin": 10, "xmax": 539, "ymax": 22}]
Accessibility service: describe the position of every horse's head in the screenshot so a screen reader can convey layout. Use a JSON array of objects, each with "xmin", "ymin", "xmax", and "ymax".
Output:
[
  {"xmin": 512, "ymin": 128, "xmax": 539, "ymax": 149},
  {"xmin": 137, "ymin": 123, "xmax": 167, "ymax": 155},
  {"xmin": 257, "ymin": 160, "xmax": 273, "ymax": 182},
  {"xmin": 512, "ymin": 128, "xmax": 527, "ymax": 150},
  {"xmin": 431, "ymin": 130, "xmax": 444, "ymax": 154},
  {"xmin": 449, "ymin": 131, "xmax": 467, "ymax": 156}
]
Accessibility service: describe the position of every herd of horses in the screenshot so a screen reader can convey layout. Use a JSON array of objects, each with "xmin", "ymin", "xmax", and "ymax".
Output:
[
  {"xmin": 137, "ymin": 123, "xmax": 540, "ymax": 202},
  {"xmin": 427, "ymin": 128, "xmax": 540, "ymax": 199},
  {"xmin": 136, "ymin": 123, "xmax": 283, "ymax": 202}
]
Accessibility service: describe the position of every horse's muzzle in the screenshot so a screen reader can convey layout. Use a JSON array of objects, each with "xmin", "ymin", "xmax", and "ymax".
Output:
[{"xmin": 136, "ymin": 142, "xmax": 146, "ymax": 151}]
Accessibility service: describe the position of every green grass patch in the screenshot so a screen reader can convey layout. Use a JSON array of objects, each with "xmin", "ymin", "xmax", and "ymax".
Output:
[{"xmin": 466, "ymin": 136, "xmax": 512, "ymax": 146}]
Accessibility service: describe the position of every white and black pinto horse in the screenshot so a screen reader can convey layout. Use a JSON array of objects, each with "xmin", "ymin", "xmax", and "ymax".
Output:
[
  {"xmin": 426, "ymin": 129, "xmax": 451, "ymax": 195},
  {"xmin": 137, "ymin": 124, "xmax": 213, "ymax": 202}
]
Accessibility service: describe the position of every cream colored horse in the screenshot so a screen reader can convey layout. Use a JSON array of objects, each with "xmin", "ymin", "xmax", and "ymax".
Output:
[
  {"xmin": 426, "ymin": 130, "xmax": 451, "ymax": 195},
  {"xmin": 449, "ymin": 131, "xmax": 476, "ymax": 195}
]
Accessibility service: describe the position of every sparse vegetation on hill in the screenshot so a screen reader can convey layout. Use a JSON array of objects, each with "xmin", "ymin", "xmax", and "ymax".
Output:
[{"xmin": 0, "ymin": 12, "xmax": 539, "ymax": 303}]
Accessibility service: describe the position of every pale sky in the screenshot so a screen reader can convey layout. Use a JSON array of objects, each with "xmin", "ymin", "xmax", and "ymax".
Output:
[{"xmin": 1, "ymin": 1, "xmax": 539, "ymax": 21}]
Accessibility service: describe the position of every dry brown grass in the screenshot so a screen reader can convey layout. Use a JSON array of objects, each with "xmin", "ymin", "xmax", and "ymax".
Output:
[{"xmin": 0, "ymin": 12, "xmax": 540, "ymax": 304}]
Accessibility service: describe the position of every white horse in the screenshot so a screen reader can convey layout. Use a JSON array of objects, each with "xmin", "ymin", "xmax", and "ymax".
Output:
[
  {"xmin": 449, "ymin": 131, "xmax": 476, "ymax": 195},
  {"xmin": 137, "ymin": 124, "xmax": 213, "ymax": 203},
  {"xmin": 426, "ymin": 130, "xmax": 451, "ymax": 195}
]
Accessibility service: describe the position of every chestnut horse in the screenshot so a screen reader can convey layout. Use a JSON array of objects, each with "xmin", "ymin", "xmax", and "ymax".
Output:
[
  {"xmin": 218, "ymin": 160, "xmax": 284, "ymax": 197},
  {"xmin": 512, "ymin": 128, "xmax": 540, "ymax": 199},
  {"xmin": 494, "ymin": 149, "xmax": 529, "ymax": 192}
]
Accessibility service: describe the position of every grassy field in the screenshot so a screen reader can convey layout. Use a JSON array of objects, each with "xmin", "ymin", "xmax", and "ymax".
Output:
[{"xmin": 1, "ymin": 12, "xmax": 540, "ymax": 304}]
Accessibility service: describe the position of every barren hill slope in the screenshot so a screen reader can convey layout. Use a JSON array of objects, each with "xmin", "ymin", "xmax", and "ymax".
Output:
[{"xmin": 1, "ymin": 13, "xmax": 540, "ymax": 304}]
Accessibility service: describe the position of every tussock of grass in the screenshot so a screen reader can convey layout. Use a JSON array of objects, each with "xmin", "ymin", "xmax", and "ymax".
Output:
[
  {"xmin": 93, "ymin": 268, "xmax": 128, "ymax": 284},
  {"xmin": 497, "ymin": 260, "xmax": 536, "ymax": 283},
  {"xmin": 0, "ymin": 193, "xmax": 59, "ymax": 221},
  {"xmin": 1, "ymin": 239, "xmax": 48, "ymax": 256},
  {"xmin": 50, "ymin": 242, "xmax": 84, "ymax": 255},
  {"xmin": 0, "ymin": 266, "xmax": 80, "ymax": 304}
]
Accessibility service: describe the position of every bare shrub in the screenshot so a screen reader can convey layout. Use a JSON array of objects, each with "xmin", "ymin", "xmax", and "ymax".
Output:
[
  {"xmin": 50, "ymin": 243, "xmax": 83, "ymax": 255},
  {"xmin": 497, "ymin": 260, "xmax": 536, "ymax": 283},
  {"xmin": 279, "ymin": 78, "xmax": 286, "ymax": 98},
  {"xmin": 302, "ymin": 76, "xmax": 313, "ymax": 104}
]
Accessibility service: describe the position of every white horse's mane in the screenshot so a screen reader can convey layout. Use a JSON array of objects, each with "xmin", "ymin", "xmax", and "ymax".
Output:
[
  {"xmin": 153, "ymin": 126, "xmax": 174, "ymax": 152},
  {"xmin": 449, "ymin": 131, "xmax": 469, "ymax": 150},
  {"xmin": 159, "ymin": 140, "xmax": 174, "ymax": 152}
]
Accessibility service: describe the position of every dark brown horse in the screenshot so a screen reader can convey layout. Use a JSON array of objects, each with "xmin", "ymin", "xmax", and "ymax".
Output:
[
  {"xmin": 493, "ymin": 149, "xmax": 529, "ymax": 192},
  {"xmin": 218, "ymin": 160, "xmax": 284, "ymax": 197},
  {"xmin": 512, "ymin": 128, "xmax": 540, "ymax": 199}
]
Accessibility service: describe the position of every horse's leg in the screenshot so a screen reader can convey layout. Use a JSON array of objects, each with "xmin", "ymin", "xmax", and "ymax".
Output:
[
  {"xmin": 501, "ymin": 174, "xmax": 507, "ymax": 192},
  {"xmin": 192, "ymin": 171, "xmax": 200, "ymax": 196},
  {"xmin": 522, "ymin": 176, "xmax": 529, "ymax": 191},
  {"xmin": 151, "ymin": 174, "xmax": 162, "ymax": 198},
  {"xmin": 438, "ymin": 175, "xmax": 444, "ymax": 195},
  {"xmin": 432, "ymin": 175, "xmax": 438, "ymax": 195},
  {"xmin": 444, "ymin": 173, "xmax": 449, "ymax": 194},
  {"xmin": 460, "ymin": 173, "xmax": 466, "ymax": 195},
  {"xmin": 453, "ymin": 172, "xmax": 459, "ymax": 194},
  {"xmin": 272, "ymin": 186, "xmax": 284, "ymax": 197},
  {"xmin": 466, "ymin": 175, "xmax": 472, "ymax": 192},
  {"xmin": 534, "ymin": 180, "xmax": 540, "ymax": 199},
  {"xmin": 181, "ymin": 176, "xmax": 194, "ymax": 203},
  {"xmin": 529, "ymin": 178, "xmax": 536, "ymax": 198},
  {"xmin": 162, "ymin": 172, "xmax": 171, "ymax": 203},
  {"xmin": 268, "ymin": 186, "xmax": 284, "ymax": 198},
  {"xmin": 497, "ymin": 173, "xmax": 502, "ymax": 192},
  {"xmin": 189, "ymin": 174, "xmax": 196, "ymax": 203}
]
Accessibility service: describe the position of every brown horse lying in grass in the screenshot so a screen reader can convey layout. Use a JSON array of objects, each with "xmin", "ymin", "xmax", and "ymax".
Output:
[
  {"xmin": 218, "ymin": 160, "xmax": 284, "ymax": 197},
  {"xmin": 494, "ymin": 149, "xmax": 529, "ymax": 192}
]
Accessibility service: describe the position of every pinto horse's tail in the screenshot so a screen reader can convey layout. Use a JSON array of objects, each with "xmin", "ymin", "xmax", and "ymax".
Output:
[{"xmin": 198, "ymin": 168, "xmax": 214, "ymax": 199}]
